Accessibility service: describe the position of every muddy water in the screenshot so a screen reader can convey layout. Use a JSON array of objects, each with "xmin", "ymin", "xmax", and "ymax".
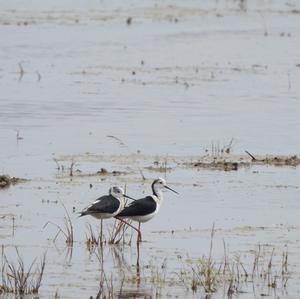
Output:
[{"xmin": 1, "ymin": 0, "xmax": 300, "ymax": 298}]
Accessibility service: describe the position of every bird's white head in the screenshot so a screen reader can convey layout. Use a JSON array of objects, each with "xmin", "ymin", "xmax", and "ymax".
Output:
[
  {"xmin": 109, "ymin": 186, "xmax": 125, "ymax": 199},
  {"xmin": 109, "ymin": 186, "xmax": 135, "ymax": 201},
  {"xmin": 152, "ymin": 177, "xmax": 179, "ymax": 198}
]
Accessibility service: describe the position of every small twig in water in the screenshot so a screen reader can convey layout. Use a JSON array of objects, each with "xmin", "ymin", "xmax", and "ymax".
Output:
[
  {"xmin": 69, "ymin": 158, "xmax": 77, "ymax": 177},
  {"xmin": 15, "ymin": 130, "xmax": 24, "ymax": 141},
  {"xmin": 259, "ymin": 12, "xmax": 268, "ymax": 36},
  {"xmin": 106, "ymin": 135, "xmax": 127, "ymax": 148},
  {"xmin": 36, "ymin": 71, "xmax": 41, "ymax": 82},
  {"xmin": 245, "ymin": 150, "xmax": 257, "ymax": 161},
  {"xmin": 53, "ymin": 158, "xmax": 60, "ymax": 170},
  {"xmin": 12, "ymin": 216, "xmax": 15, "ymax": 236},
  {"xmin": 139, "ymin": 169, "xmax": 146, "ymax": 180},
  {"xmin": 18, "ymin": 62, "xmax": 25, "ymax": 81}
]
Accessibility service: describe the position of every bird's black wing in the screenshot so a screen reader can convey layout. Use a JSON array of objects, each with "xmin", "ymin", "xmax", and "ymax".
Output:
[
  {"xmin": 81, "ymin": 195, "xmax": 120, "ymax": 216},
  {"xmin": 117, "ymin": 196, "xmax": 156, "ymax": 217}
]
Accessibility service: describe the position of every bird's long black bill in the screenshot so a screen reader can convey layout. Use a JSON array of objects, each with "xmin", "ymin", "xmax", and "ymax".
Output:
[
  {"xmin": 165, "ymin": 185, "xmax": 179, "ymax": 194},
  {"xmin": 124, "ymin": 194, "xmax": 136, "ymax": 200}
]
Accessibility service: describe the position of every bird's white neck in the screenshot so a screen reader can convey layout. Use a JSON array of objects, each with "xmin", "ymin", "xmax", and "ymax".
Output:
[
  {"xmin": 115, "ymin": 196, "xmax": 125, "ymax": 214},
  {"xmin": 153, "ymin": 190, "xmax": 163, "ymax": 203}
]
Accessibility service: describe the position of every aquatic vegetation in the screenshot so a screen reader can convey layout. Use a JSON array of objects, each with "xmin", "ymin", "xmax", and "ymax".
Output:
[
  {"xmin": 108, "ymin": 219, "xmax": 132, "ymax": 245},
  {"xmin": 43, "ymin": 203, "xmax": 74, "ymax": 246},
  {"xmin": 0, "ymin": 247, "xmax": 46, "ymax": 295},
  {"xmin": 85, "ymin": 222, "xmax": 99, "ymax": 251},
  {"xmin": 1, "ymin": 1, "xmax": 299, "ymax": 297},
  {"xmin": 178, "ymin": 229, "xmax": 290, "ymax": 296}
]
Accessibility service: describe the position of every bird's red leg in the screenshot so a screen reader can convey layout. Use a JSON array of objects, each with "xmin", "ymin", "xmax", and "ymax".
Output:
[{"xmin": 116, "ymin": 217, "xmax": 142, "ymax": 243}]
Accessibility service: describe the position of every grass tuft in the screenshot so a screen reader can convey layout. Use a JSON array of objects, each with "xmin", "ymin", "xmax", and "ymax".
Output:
[
  {"xmin": 43, "ymin": 202, "xmax": 73, "ymax": 246},
  {"xmin": 178, "ymin": 227, "xmax": 290, "ymax": 296},
  {"xmin": 0, "ymin": 247, "xmax": 46, "ymax": 295},
  {"xmin": 108, "ymin": 219, "xmax": 132, "ymax": 245}
]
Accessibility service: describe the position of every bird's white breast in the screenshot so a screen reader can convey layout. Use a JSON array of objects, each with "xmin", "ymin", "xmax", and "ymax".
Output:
[{"xmin": 130, "ymin": 195, "xmax": 161, "ymax": 223}]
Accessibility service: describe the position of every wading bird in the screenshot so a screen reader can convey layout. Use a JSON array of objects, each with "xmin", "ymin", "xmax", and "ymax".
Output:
[
  {"xmin": 79, "ymin": 186, "xmax": 133, "ymax": 219},
  {"xmin": 116, "ymin": 178, "xmax": 178, "ymax": 242},
  {"xmin": 79, "ymin": 186, "xmax": 134, "ymax": 242}
]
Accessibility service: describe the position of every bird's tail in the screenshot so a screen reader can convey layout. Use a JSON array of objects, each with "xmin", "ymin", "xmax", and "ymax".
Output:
[{"xmin": 77, "ymin": 211, "xmax": 87, "ymax": 218}]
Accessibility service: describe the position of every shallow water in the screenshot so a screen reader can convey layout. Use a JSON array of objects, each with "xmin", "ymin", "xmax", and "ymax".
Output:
[{"xmin": 1, "ymin": 0, "xmax": 300, "ymax": 298}]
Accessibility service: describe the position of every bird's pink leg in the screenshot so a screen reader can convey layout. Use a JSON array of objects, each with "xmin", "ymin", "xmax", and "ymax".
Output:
[{"xmin": 116, "ymin": 217, "xmax": 142, "ymax": 243}]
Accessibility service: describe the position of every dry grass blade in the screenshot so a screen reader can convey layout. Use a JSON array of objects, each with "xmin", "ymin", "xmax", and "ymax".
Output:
[
  {"xmin": 108, "ymin": 219, "xmax": 132, "ymax": 245},
  {"xmin": 30, "ymin": 252, "xmax": 46, "ymax": 293},
  {"xmin": 85, "ymin": 223, "xmax": 98, "ymax": 251},
  {"xmin": 43, "ymin": 202, "xmax": 73, "ymax": 246},
  {"xmin": 106, "ymin": 135, "xmax": 127, "ymax": 148},
  {"xmin": 18, "ymin": 62, "xmax": 24, "ymax": 81},
  {"xmin": 185, "ymin": 225, "xmax": 219, "ymax": 294},
  {"xmin": 64, "ymin": 214, "xmax": 74, "ymax": 246},
  {"xmin": 178, "ymin": 229, "xmax": 290, "ymax": 296},
  {"xmin": 0, "ymin": 248, "xmax": 46, "ymax": 295},
  {"xmin": 69, "ymin": 158, "xmax": 76, "ymax": 177}
]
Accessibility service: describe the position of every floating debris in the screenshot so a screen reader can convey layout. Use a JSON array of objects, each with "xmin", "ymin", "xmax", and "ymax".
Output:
[
  {"xmin": 126, "ymin": 17, "xmax": 132, "ymax": 25},
  {"xmin": 192, "ymin": 161, "xmax": 240, "ymax": 171},
  {"xmin": 245, "ymin": 151, "xmax": 300, "ymax": 166},
  {"xmin": 263, "ymin": 155, "xmax": 300, "ymax": 166},
  {"xmin": 0, "ymin": 175, "xmax": 27, "ymax": 189},
  {"xmin": 186, "ymin": 153, "xmax": 300, "ymax": 171},
  {"xmin": 97, "ymin": 168, "xmax": 108, "ymax": 175},
  {"xmin": 117, "ymin": 289, "xmax": 151, "ymax": 299},
  {"xmin": 144, "ymin": 165, "xmax": 173, "ymax": 172},
  {"xmin": 96, "ymin": 168, "xmax": 128, "ymax": 176}
]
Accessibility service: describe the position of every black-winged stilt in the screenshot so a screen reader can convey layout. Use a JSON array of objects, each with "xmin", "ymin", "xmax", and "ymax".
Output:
[
  {"xmin": 116, "ymin": 178, "xmax": 178, "ymax": 242},
  {"xmin": 79, "ymin": 186, "xmax": 135, "ymax": 243},
  {"xmin": 79, "ymin": 186, "xmax": 133, "ymax": 219}
]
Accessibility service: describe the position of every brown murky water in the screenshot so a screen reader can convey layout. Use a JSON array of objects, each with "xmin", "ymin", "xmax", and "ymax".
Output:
[{"xmin": 1, "ymin": 0, "xmax": 300, "ymax": 298}]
